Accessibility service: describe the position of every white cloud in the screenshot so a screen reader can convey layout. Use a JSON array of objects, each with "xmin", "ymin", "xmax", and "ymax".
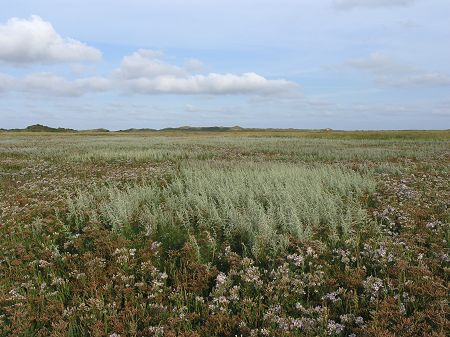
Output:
[
  {"xmin": 124, "ymin": 72, "xmax": 295, "ymax": 95},
  {"xmin": 114, "ymin": 49, "xmax": 186, "ymax": 79},
  {"xmin": 345, "ymin": 52, "xmax": 450, "ymax": 88},
  {"xmin": 334, "ymin": 0, "xmax": 416, "ymax": 10},
  {"xmin": 117, "ymin": 50, "xmax": 296, "ymax": 95},
  {"xmin": 0, "ymin": 15, "xmax": 101, "ymax": 64}
]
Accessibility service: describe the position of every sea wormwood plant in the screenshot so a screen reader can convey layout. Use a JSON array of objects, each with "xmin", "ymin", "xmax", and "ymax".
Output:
[{"xmin": 66, "ymin": 161, "xmax": 376, "ymax": 260}]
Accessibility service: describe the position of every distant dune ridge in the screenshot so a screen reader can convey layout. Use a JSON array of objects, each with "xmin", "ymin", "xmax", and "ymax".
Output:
[
  {"xmin": 0, "ymin": 124, "xmax": 76, "ymax": 132},
  {"xmin": 1, "ymin": 124, "xmax": 324, "ymax": 133},
  {"xmin": 1, "ymin": 125, "xmax": 449, "ymax": 139}
]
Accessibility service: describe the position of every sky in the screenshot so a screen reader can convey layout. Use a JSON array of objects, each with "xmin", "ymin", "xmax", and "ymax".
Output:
[{"xmin": 0, "ymin": 0, "xmax": 449, "ymax": 130}]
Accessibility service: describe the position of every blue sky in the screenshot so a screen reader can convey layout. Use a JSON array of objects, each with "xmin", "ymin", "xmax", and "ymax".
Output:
[{"xmin": 0, "ymin": 0, "xmax": 449, "ymax": 130}]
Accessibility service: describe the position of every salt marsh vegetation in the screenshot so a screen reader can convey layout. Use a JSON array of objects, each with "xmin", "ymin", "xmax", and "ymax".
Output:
[{"xmin": 0, "ymin": 131, "xmax": 449, "ymax": 336}]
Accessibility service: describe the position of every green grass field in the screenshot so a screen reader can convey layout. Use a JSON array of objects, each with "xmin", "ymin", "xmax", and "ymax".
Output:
[{"xmin": 0, "ymin": 131, "xmax": 449, "ymax": 336}]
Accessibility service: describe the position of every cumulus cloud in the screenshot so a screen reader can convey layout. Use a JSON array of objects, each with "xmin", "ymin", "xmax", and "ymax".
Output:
[
  {"xmin": 115, "ymin": 49, "xmax": 186, "ymax": 79},
  {"xmin": 345, "ymin": 52, "xmax": 450, "ymax": 88},
  {"xmin": 116, "ymin": 50, "xmax": 296, "ymax": 95},
  {"xmin": 124, "ymin": 72, "xmax": 295, "ymax": 95},
  {"xmin": 334, "ymin": 0, "xmax": 416, "ymax": 10},
  {"xmin": 0, "ymin": 15, "xmax": 101, "ymax": 64}
]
